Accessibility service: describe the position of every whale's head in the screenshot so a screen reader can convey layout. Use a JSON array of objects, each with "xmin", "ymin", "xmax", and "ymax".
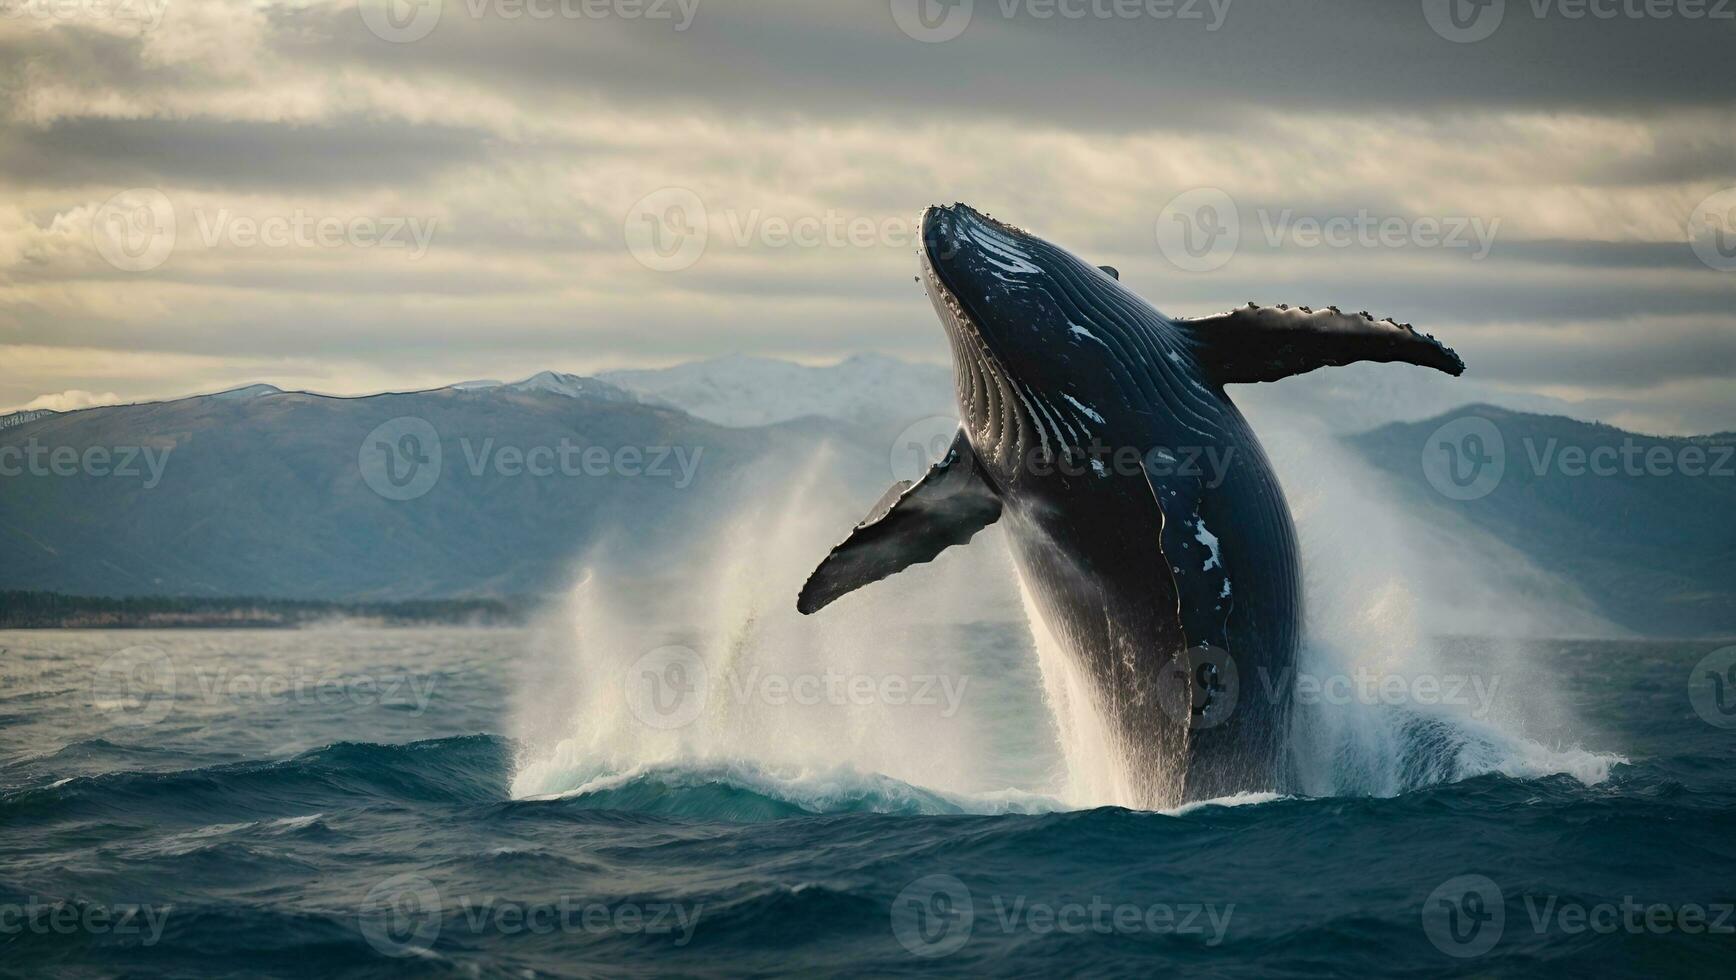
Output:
[{"xmin": 920, "ymin": 202, "xmax": 1160, "ymax": 478}]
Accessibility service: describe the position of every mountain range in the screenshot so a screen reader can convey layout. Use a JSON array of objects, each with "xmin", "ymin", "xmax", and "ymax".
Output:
[{"xmin": 1, "ymin": 358, "xmax": 1730, "ymax": 635}]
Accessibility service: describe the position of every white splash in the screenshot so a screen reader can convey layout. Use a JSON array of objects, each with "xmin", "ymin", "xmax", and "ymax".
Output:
[{"xmin": 1016, "ymin": 574, "xmax": 1138, "ymax": 808}]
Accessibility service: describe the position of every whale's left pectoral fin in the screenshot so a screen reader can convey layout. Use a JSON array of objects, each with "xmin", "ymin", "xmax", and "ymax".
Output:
[
  {"xmin": 1179, "ymin": 303, "xmax": 1465, "ymax": 384},
  {"xmin": 797, "ymin": 429, "xmax": 1001, "ymax": 614}
]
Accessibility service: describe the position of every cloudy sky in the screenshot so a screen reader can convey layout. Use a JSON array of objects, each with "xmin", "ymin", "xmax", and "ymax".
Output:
[{"xmin": 2, "ymin": 0, "xmax": 1732, "ymax": 432}]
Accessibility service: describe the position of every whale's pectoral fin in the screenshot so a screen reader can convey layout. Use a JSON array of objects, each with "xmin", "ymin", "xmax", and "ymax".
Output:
[
  {"xmin": 1179, "ymin": 303, "xmax": 1465, "ymax": 384},
  {"xmin": 797, "ymin": 429, "xmax": 1001, "ymax": 615}
]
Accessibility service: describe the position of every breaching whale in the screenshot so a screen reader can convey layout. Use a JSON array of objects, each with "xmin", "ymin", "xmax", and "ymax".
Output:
[{"xmin": 798, "ymin": 203, "xmax": 1464, "ymax": 807}]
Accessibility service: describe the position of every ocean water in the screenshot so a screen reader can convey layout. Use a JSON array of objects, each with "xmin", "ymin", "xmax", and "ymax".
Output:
[{"xmin": 3, "ymin": 625, "xmax": 1734, "ymax": 978}]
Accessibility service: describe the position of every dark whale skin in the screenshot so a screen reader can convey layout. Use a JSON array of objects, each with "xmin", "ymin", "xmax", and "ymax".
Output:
[{"xmin": 920, "ymin": 204, "xmax": 1298, "ymax": 806}]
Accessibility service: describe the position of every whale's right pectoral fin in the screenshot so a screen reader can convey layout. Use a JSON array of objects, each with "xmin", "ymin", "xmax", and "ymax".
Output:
[{"xmin": 797, "ymin": 429, "xmax": 1001, "ymax": 614}]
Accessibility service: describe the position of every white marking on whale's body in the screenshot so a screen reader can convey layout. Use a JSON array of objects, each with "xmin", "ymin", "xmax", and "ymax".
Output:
[
  {"xmin": 1193, "ymin": 518, "xmax": 1222, "ymax": 571},
  {"xmin": 1062, "ymin": 393, "xmax": 1105, "ymax": 424}
]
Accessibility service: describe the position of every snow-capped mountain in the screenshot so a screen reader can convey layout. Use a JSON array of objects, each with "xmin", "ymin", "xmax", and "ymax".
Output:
[
  {"xmin": 599, "ymin": 353, "xmax": 954, "ymax": 428},
  {"xmin": 445, "ymin": 371, "xmax": 638, "ymax": 402}
]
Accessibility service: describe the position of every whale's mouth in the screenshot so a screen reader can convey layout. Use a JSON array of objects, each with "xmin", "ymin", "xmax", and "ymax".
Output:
[
  {"xmin": 920, "ymin": 243, "xmax": 985, "ymax": 348},
  {"xmin": 918, "ymin": 209, "xmax": 1033, "ymax": 472}
]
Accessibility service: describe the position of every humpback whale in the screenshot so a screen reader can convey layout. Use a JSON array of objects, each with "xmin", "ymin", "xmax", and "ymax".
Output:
[{"xmin": 798, "ymin": 203, "xmax": 1464, "ymax": 807}]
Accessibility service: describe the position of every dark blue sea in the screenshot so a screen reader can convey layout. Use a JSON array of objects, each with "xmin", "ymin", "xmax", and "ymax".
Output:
[{"xmin": 3, "ymin": 626, "xmax": 1734, "ymax": 978}]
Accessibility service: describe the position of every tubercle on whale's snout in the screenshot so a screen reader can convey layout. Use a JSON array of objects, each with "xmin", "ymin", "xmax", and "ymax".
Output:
[{"xmin": 919, "ymin": 202, "xmax": 1036, "ymax": 265}]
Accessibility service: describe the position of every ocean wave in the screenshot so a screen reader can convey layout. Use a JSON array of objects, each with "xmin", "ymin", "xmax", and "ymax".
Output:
[
  {"xmin": 517, "ymin": 761, "xmax": 1068, "ymax": 822},
  {"xmin": 0, "ymin": 734, "xmax": 512, "ymax": 827}
]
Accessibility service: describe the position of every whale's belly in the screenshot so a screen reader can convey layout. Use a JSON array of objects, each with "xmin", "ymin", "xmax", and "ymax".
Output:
[{"xmin": 998, "ymin": 406, "xmax": 1300, "ymax": 804}]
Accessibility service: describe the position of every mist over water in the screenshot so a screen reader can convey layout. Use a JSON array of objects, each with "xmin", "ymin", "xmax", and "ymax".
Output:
[
  {"xmin": 509, "ymin": 443, "xmax": 1064, "ymax": 811},
  {"xmin": 511, "ymin": 411, "xmax": 1621, "ymax": 814},
  {"xmin": 1247, "ymin": 404, "xmax": 1623, "ymax": 796}
]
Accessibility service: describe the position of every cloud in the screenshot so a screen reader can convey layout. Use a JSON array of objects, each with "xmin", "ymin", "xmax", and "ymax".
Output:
[
  {"xmin": 0, "ymin": 0, "xmax": 1729, "ymax": 431},
  {"xmin": 16, "ymin": 388, "xmax": 122, "ymax": 412}
]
